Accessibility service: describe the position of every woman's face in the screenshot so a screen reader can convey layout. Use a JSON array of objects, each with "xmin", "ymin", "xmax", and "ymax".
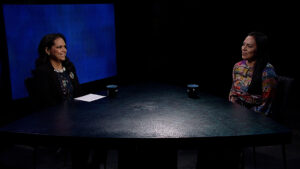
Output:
[
  {"xmin": 46, "ymin": 37, "xmax": 67, "ymax": 62},
  {"xmin": 241, "ymin": 35, "xmax": 257, "ymax": 61}
]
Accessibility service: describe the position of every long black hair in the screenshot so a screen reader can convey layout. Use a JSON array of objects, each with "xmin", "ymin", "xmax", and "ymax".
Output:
[
  {"xmin": 247, "ymin": 32, "xmax": 269, "ymax": 95},
  {"xmin": 35, "ymin": 33, "xmax": 72, "ymax": 69}
]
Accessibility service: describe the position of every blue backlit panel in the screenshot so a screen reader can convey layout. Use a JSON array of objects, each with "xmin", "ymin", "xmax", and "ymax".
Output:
[{"xmin": 3, "ymin": 4, "xmax": 117, "ymax": 99}]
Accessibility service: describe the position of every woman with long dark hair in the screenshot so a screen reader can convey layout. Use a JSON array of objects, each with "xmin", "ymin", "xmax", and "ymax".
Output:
[
  {"xmin": 229, "ymin": 32, "xmax": 277, "ymax": 115},
  {"xmin": 33, "ymin": 33, "xmax": 81, "ymax": 108},
  {"xmin": 32, "ymin": 33, "xmax": 106, "ymax": 169}
]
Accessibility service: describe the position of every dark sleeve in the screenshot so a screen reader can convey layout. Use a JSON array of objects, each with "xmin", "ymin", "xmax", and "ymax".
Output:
[
  {"xmin": 68, "ymin": 62, "xmax": 82, "ymax": 97},
  {"xmin": 33, "ymin": 66, "xmax": 61, "ymax": 108}
]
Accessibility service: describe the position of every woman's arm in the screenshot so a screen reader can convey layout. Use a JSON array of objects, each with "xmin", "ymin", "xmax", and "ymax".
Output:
[{"xmin": 229, "ymin": 64, "xmax": 239, "ymax": 103}]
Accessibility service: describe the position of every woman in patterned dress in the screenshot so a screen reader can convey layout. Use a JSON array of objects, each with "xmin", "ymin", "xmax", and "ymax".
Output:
[{"xmin": 229, "ymin": 32, "xmax": 277, "ymax": 115}]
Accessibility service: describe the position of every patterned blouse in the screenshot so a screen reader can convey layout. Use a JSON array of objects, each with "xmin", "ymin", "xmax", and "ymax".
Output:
[
  {"xmin": 54, "ymin": 68, "xmax": 74, "ymax": 101},
  {"xmin": 229, "ymin": 60, "xmax": 277, "ymax": 115}
]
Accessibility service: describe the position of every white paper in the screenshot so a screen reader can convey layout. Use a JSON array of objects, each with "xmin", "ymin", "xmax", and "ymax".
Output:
[{"xmin": 74, "ymin": 93, "xmax": 106, "ymax": 102}]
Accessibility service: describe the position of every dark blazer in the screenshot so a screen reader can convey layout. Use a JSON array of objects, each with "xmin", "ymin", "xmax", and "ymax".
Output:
[{"xmin": 31, "ymin": 60, "xmax": 81, "ymax": 108}]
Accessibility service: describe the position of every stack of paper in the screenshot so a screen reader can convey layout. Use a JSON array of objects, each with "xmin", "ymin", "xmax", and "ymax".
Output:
[{"xmin": 74, "ymin": 94, "xmax": 106, "ymax": 102}]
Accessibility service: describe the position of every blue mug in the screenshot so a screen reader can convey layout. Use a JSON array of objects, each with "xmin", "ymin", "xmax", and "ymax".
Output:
[
  {"xmin": 187, "ymin": 84, "xmax": 199, "ymax": 98},
  {"xmin": 106, "ymin": 84, "xmax": 118, "ymax": 97}
]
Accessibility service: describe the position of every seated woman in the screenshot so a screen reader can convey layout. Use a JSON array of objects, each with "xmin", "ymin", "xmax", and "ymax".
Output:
[
  {"xmin": 229, "ymin": 32, "xmax": 277, "ymax": 115},
  {"xmin": 197, "ymin": 32, "xmax": 278, "ymax": 169},
  {"xmin": 32, "ymin": 33, "xmax": 107, "ymax": 169},
  {"xmin": 32, "ymin": 33, "xmax": 81, "ymax": 109}
]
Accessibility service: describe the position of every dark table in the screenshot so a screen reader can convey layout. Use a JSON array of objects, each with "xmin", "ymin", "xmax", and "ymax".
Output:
[{"xmin": 0, "ymin": 82, "xmax": 292, "ymax": 148}]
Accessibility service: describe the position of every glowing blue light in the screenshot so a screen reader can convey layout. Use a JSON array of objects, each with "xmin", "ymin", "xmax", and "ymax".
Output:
[{"xmin": 3, "ymin": 4, "xmax": 117, "ymax": 99}]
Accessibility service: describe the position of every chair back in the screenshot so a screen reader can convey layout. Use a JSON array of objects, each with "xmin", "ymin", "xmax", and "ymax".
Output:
[
  {"xmin": 24, "ymin": 77, "xmax": 36, "ymax": 99},
  {"xmin": 271, "ymin": 75, "xmax": 294, "ymax": 124}
]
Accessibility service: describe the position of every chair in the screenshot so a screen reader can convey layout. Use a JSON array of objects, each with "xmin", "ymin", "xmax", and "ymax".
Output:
[
  {"xmin": 24, "ymin": 77, "xmax": 35, "ymax": 97},
  {"xmin": 24, "ymin": 77, "xmax": 45, "ymax": 111},
  {"xmin": 270, "ymin": 76, "xmax": 295, "ymax": 124},
  {"xmin": 252, "ymin": 75, "xmax": 294, "ymax": 169},
  {"xmin": 25, "ymin": 77, "xmax": 39, "ymax": 99}
]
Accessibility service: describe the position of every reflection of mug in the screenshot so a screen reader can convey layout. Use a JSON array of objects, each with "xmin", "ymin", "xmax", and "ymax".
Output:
[
  {"xmin": 187, "ymin": 84, "xmax": 199, "ymax": 98},
  {"xmin": 106, "ymin": 84, "xmax": 118, "ymax": 97}
]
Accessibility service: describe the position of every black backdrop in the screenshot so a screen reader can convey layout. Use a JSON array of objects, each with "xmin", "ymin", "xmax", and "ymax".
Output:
[
  {"xmin": 1, "ymin": 0, "xmax": 299, "ymax": 124},
  {"xmin": 115, "ymin": 1, "xmax": 300, "ymax": 97}
]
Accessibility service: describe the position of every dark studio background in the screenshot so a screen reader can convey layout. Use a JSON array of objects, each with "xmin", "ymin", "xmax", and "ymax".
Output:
[
  {"xmin": 116, "ymin": 1, "xmax": 300, "ymax": 95},
  {"xmin": 1, "ymin": 0, "xmax": 300, "ymax": 126}
]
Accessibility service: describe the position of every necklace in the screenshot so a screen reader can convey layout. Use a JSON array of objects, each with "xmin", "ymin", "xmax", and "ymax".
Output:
[{"xmin": 54, "ymin": 67, "xmax": 66, "ymax": 73}]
